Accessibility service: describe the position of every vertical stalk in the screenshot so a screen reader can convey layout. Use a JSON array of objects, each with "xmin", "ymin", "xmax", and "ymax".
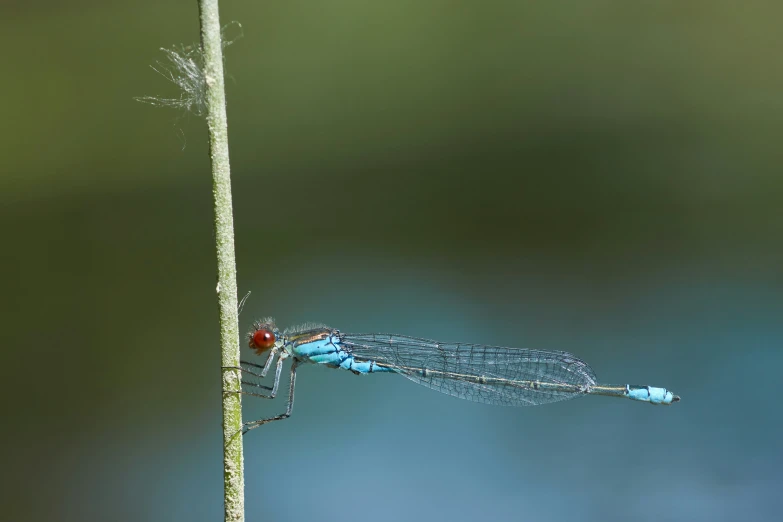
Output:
[{"xmin": 197, "ymin": 1, "xmax": 244, "ymax": 521}]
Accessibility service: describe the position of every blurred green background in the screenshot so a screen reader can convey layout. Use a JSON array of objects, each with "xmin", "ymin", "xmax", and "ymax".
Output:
[{"xmin": 2, "ymin": 1, "xmax": 782, "ymax": 521}]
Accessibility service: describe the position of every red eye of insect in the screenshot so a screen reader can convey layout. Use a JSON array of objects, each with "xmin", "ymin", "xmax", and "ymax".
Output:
[{"xmin": 250, "ymin": 328, "xmax": 276, "ymax": 354}]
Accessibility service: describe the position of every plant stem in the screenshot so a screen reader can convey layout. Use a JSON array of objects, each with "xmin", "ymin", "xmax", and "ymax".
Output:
[{"xmin": 197, "ymin": 1, "xmax": 245, "ymax": 521}]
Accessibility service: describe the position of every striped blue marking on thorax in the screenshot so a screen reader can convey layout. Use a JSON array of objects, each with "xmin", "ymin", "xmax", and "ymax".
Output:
[{"xmin": 290, "ymin": 331, "xmax": 393, "ymax": 374}]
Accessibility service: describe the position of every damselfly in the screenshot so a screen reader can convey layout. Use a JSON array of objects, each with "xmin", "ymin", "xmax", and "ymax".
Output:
[{"xmin": 225, "ymin": 318, "xmax": 680, "ymax": 434}]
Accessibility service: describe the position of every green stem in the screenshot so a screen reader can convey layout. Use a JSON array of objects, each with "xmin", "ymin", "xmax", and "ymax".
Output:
[{"xmin": 197, "ymin": 1, "xmax": 244, "ymax": 521}]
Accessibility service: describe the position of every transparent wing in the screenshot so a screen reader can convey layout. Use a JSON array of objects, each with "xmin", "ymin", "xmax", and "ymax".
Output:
[{"xmin": 339, "ymin": 333, "xmax": 598, "ymax": 406}]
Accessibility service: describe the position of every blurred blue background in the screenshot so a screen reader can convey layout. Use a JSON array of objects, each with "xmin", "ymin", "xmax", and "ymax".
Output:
[{"xmin": 2, "ymin": 1, "xmax": 782, "ymax": 521}]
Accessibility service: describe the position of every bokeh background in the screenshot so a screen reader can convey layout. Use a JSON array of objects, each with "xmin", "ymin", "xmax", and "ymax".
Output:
[{"xmin": 2, "ymin": 1, "xmax": 782, "ymax": 521}]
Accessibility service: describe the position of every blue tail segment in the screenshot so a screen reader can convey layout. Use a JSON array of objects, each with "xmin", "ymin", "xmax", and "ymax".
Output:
[{"xmin": 627, "ymin": 385, "xmax": 678, "ymax": 405}]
